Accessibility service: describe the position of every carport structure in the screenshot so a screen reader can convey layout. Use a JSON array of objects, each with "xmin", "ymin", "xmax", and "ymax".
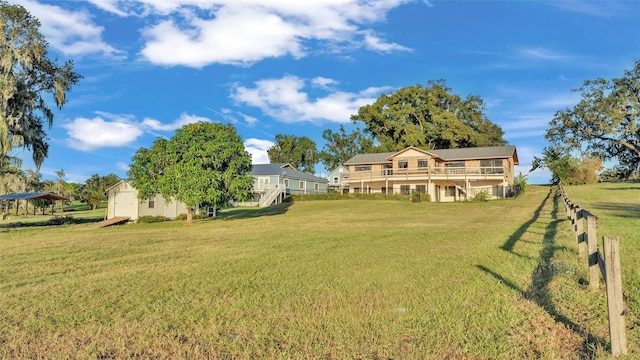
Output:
[{"xmin": 0, "ymin": 192, "xmax": 69, "ymax": 216}]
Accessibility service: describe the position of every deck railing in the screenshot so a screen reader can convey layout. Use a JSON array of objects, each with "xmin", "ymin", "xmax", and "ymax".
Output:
[{"xmin": 348, "ymin": 166, "xmax": 506, "ymax": 179}]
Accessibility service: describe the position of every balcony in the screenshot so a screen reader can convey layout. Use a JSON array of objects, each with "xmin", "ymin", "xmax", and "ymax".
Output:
[{"xmin": 346, "ymin": 166, "xmax": 507, "ymax": 182}]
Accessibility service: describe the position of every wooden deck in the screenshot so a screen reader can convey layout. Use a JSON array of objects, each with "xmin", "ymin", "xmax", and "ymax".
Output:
[{"xmin": 96, "ymin": 217, "xmax": 130, "ymax": 228}]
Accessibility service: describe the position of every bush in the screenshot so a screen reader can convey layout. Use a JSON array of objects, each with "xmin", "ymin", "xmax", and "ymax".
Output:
[
  {"xmin": 472, "ymin": 190, "xmax": 490, "ymax": 202},
  {"xmin": 288, "ymin": 192, "xmax": 430, "ymax": 202},
  {"xmin": 137, "ymin": 215, "xmax": 168, "ymax": 223},
  {"xmin": 411, "ymin": 190, "xmax": 421, "ymax": 203},
  {"xmin": 175, "ymin": 213, "xmax": 207, "ymax": 221},
  {"xmin": 47, "ymin": 215, "xmax": 76, "ymax": 225}
]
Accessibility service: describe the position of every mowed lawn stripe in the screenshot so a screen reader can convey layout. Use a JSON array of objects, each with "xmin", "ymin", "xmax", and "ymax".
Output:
[{"xmin": 0, "ymin": 186, "xmax": 614, "ymax": 358}]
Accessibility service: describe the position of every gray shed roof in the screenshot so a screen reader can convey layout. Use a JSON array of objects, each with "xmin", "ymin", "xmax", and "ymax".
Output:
[
  {"xmin": 252, "ymin": 163, "xmax": 328, "ymax": 182},
  {"xmin": 344, "ymin": 146, "xmax": 518, "ymax": 165},
  {"xmin": 0, "ymin": 192, "xmax": 69, "ymax": 201}
]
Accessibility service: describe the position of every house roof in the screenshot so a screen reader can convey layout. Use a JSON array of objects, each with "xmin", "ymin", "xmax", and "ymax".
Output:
[
  {"xmin": 252, "ymin": 163, "xmax": 328, "ymax": 182},
  {"xmin": 431, "ymin": 146, "xmax": 518, "ymax": 164},
  {"xmin": 0, "ymin": 192, "xmax": 69, "ymax": 201},
  {"xmin": 344, "ymin": 146, "xmax": 518, "ymax": 165},
  {"xmin": 344, "ymin": 152, "xmax": 396, "ymax": 165}
]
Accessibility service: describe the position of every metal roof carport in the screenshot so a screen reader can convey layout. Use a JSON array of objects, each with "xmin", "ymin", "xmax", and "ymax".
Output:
[{"xmin": 0, "ymin": 192, "xmax": 69, "ymax": 216}]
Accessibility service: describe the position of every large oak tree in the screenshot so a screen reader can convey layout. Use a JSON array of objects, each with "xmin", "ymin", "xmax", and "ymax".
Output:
[
  {"xmin": 351, "ymin": 80, "xmax": 506, "ymax": 152},
  {"xmin": 128, "ymin": 123, "xmax": 254, "ymax": 224},
  {"xmin": 0, "ymin": 1, "xmax": 81, "ymax": 171},
  {"xmin": 318, "ymin": 125, "xmax": 374, "ymax": 171},
  {"xmin": 267, "ymin": 134, "xmax": 318, "ymax": 173},
  {"xmin": 546, "ymin": 60, "xmax": 640, "ymax": 175}
]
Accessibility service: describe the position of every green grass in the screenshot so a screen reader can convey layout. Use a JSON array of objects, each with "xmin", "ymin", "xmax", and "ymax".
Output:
[
  {"xmin": 0, "ymin": 201, "xmax": 106, "ymax": 228},
  {"xmin": 0, "ymin": 185, "xmax": 635, "ymax": 358},
  {"xmin": 561, "ymin": 182, "xmax": 640, "ymax": 356}
]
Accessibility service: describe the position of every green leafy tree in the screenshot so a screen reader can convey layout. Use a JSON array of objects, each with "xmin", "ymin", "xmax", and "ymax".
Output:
[
  {"xmin": 531, "ymin": 147, "xmax": 602, "ymax": 185},
  {"xmin": 82, "ymin": 173, "xmax": 119, "ymax": 210},
  {"xmin": 54, "ymin": 169, "xmax": 66, "ymax": 195},
  {"xmin": 25, "ymin": 168, "xmax": 41, "ymax": 192},
  {"xmin": 267, "ymin": 134, "xmax": 318, "ymax": 173},
  {"xmin": 319, "ymin": 125, "xmax": 374, "ymax": 171},
  {"xmin": 351, "ymin": 80, "xmax": 506, "ymax": 151},
  {"xmin": 0, "ymin": 1, "xmax": 81, "ymax": 171},
  {"xmin": 128, "ymin": 123, "xmax": 254, "ymax": 224},
  {"xmin": 546, "ymin": 60, "xmax": 640, "ymax": 175}
]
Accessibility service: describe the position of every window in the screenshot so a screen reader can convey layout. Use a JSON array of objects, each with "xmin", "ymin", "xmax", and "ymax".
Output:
[
  {"xmin": 354, "ymin": 187, "xmax": 361, "ymax": 193},
  {"xmin": 333, "ymin": 176, "xmax": 339, "ymax": 184},
  {"xmin": 481, "ymin": 159, "xmax": 504, "ymax": 174},
  {"xmin": 382, "ymin": 164, "xmax": 393, "ymax": 176},
  {"xmin": 314, "ymin": 183, "xmax": 319, "ymax": 191},
  {"xmin": 284, "ymin": 179, "xmax": 289, "ymax": 188},
  {"xmin": 416, "ymin": 185, "xmax": 426, "ymax": 194},
  {"xmin": 148, "ymin": 198, "xmax": 155, "ymax": 209},
  {"xmin": 417, "ymin": 159, "xmax": 429, "ymax": 169},
  {"xmin": 445, "ymin": 161, "xmax": 465, "ymax": 168},
  {"xmin": 398, "ymin": 159, "xmax": 408, "ymax": 169},
  {"xmin": 445, "ymin": 186, "xmax": 456, "ymax": 197},
  {"xmin": 355, "ymin": 165, "xmax": 371, "ymax": 172},
  {"xmin": 445, "ymin": 161, "xmax": 465, "ymax": 174},
  {"xmin": 400, "ymin": 185, "xmax": 410, "ymax": 195},
  {"xmin": 299, "ymin": 181, "xmax": 305, "ymax": 189},
  {"xmin": 381, "ymin": 187, "xmax": 387, "ymax": 194}
]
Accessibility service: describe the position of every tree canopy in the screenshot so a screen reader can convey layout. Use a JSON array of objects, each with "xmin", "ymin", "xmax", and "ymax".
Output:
[
  {"xmin": 128, "ymin": 123, "xmax": 254, "ymax": 224},
  {"xmin": 351, "ymin": 80, "xmax": 506, "ymax": 152},
  {"xmin": 319, "ymin": 125, "xmax": 374, "ymax": 171},
  {"xmin": 82, "ymin": 173, "xmax": 120, "ymax": 210},
  {"xmin": 267, "ymin": 134, "xmax": 318, "ymax": 173},
  {"xmin": 546, "ymin": 59, "xmax": 640, "ymax": 175},
  {"xmin": 0, "ymin": 1, "xmax": 81, "ymax": 171}
]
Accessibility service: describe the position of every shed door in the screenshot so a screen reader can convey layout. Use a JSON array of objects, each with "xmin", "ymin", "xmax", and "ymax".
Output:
[{"xmin": 114, "ymin": 191, "xmax": 135, "ymax": 218}]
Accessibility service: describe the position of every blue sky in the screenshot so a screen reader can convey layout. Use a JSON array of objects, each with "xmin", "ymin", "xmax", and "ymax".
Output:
[{"xmin": 12, "ymin": 0, "xmax": 640, "ymax": 184}]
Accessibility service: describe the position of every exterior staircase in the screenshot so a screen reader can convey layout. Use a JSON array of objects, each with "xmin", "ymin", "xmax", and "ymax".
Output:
[{"xmin": 259, "ymin": 185, "xmax": 287, "ymax": 207}]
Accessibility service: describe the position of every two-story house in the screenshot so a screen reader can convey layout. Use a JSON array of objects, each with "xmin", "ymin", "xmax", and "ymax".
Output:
[{"xmin": 343, "ymin": 146, "xmax": 519, "ymax": 202}]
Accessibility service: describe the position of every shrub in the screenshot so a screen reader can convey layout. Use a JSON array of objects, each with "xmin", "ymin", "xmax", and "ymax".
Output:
[
  {"xmin": 47, "ymin": 215, "xmax": 76, "ymax": 225},
  {"xmin": 472, "ymin": 190, "xmax": 490, "ymax": 202},
  {"xmin": 411, "ymin": 190, "xmax": 421, "ymax": 203},
  {"xmin": 137, "ymin": 215, "xmax": 168, "ymax": 223},
  {"xmin": 175, "ymin": 213, "xmax": 207, "ymax": 221}
]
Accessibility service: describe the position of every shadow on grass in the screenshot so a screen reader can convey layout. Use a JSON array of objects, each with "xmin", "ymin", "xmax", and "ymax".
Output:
[
  {"xmin": 219, "ymin": 202, "xmax": 292, "ymax": 220},
  {"xmin": 593, "ymin": 202, "xmax": 640, "ymax": 219},
  {"xmin": 500, "ymin": 188, "xmax": 552, "ymax": 253},
  {"xmin": 478, "ymin": 189, "xmax": 608, "ymax": 356},
  {"xmin": 0, "ymin": 216, "xmax": 103, "ymax": 229}
]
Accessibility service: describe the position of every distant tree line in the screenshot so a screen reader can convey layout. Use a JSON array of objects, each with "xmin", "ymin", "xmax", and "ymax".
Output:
[{"xmin": 0, "ymin": 160, "xmax": 120, "ymax": 211}]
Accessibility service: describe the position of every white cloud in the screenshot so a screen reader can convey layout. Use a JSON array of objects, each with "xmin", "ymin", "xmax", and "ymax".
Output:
[
  {"xmin": 63, "ymin": 112, "xmax": 211, "ymax": 151},
  {"xmin": 244, "ymin": 138, "xmax": 274, "ymax": 164},
  {"xmin": 116, "ymin": 161, "xmax": 130, "ymax": 171},
  {"xmin": 141, "ymin": 113, "xmax": 211, "ymax": 131},
  {"xmin": 362, "ymin": 30, "xmax": 411, "ymax": 53},
  {"xmin": 17, "ymin": 0, "xmax": 125, "ymax": 59},
  {"xmin": 518, "ymin": 47, "xmax": 571, "ymax": 62},
  {"xmin": 231, "ymin": 75, "xmax": 390, "ymax": 124},
  {"xmin": 63, "ymin": 116, "xmax": 143, "ymax": 151},
  {"xmin": 90, "ymin": 0, "xmax": 415, "ymax": 67}
]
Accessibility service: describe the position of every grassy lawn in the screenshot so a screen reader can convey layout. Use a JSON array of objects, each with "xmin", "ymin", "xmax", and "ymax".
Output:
[{"xmin": 0, "ymin": 185, "xmax": 635, "ymax": 358}]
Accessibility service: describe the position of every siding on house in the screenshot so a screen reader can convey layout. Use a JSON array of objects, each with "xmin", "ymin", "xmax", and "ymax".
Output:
[
  {"xmin": 343, "ymin": 146, "xmax": 519, "ymax": 202},
  {"xmin": 106, "ymin": 180, "xmax": 190, "ymax": 220}
]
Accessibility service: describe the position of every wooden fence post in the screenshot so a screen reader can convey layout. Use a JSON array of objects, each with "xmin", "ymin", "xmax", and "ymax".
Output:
[
  {"xmin": 573, "ymin": 206, "xmax": 585, "ymax": 258},
  {"xmin": 603, "ymin": 236, "xmax": 627, "ymax": 356},
  {"xmin": 586, "ymin": 215, "xmax": 599, "ymax": 289}
]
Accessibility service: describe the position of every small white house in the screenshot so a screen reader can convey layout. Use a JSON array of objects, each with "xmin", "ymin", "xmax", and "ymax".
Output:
[
  {"xmin": 327, "ymin": 165, "xmax": 349, "ymax": 194},
  {"xmin": 106, "ymin": 180, "xmax": 190, "ymax": 221}
]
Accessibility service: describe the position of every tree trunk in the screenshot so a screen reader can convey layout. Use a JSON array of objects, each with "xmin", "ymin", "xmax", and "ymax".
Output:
[{"xmin": 187, "ymin": 207, "xmax": 194, "ymax": 225}]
